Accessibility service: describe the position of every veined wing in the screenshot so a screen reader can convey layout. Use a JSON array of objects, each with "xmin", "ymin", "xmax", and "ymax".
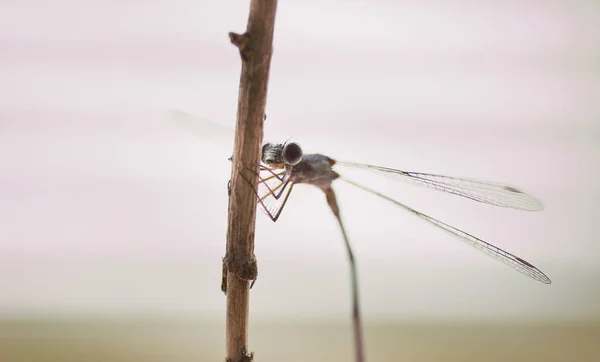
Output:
[
  {"xmin": 166, "ymin": 109, "xmax": 233, "ymax": 146},
  {"xmin": 166, "ymin": 110, "xmax": 289, "ymax": 150},
  {"xmin": 341, "ymin": 177, "xmax": 551, "ymax": 284},
  {"xmin": 335, "ymin": 161, "xmax": 543, "ymax": 211}
]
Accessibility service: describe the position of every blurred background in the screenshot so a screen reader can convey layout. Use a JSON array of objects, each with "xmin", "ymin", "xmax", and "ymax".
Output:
[{"xmin": 1, "ymin": 0, "xmax": 599, "ymax": 361}]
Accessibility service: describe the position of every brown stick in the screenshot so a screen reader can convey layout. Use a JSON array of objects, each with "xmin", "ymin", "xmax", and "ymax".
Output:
[
  {"xmin": 223, "ymin": 1, "xmax": 278, "ymax": 362},
  {"xmin": 324, "ymin": 187, "xmax": 366, "ymax": 362}
]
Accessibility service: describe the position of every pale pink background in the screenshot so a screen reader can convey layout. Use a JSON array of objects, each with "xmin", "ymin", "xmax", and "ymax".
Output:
[{"xmin": 1, "ymin": 0, "xmax": 599, "ymax": 321}]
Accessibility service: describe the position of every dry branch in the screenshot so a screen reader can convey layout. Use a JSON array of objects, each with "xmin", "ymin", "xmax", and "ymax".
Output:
[{"xmin": 223, "ymin": 1, "xmax": 278, "ymax": 361}]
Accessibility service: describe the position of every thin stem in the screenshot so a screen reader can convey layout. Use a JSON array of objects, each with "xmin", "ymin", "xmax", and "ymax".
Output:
[{"xmin": 224, "ymin": 1, "xmax": 278, "ymax": 361}]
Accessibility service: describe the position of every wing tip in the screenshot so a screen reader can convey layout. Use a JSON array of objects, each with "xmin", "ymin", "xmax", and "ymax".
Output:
[
  {"xmin": 515, "ymin": 257, "xmax": 552, "ymax": 284},
  {"xmin": 502, "ymin": 186, "xmax": 544, "ymax": 211},
  {"xmin": 523, "ymin": 196, "xmax": 544, "ymax": 212},
  {"xmin": 533, "ymin": 270, "xmax": 552, "ymax": 284}
]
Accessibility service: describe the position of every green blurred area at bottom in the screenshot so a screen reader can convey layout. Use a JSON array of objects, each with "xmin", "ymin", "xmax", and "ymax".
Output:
[{"xmin": 1, "ymin": 317, "xmax": 599, "ymax": 362}]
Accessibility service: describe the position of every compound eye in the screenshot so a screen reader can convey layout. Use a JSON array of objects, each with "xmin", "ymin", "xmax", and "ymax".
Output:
[{"xmin": 283, "ymin": 142, "xmax": 303, "ymax": 165}]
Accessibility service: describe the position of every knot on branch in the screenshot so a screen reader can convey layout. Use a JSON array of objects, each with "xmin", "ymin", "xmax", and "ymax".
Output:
[
  {"xmin": 229, "ymin": 32, "xmax": 251, "ymax": 61},
  {"xmin": 225, "ymin": 351, "xmax": 254, "ymax": 362},
  {"xmin": 221, "ymin": 255, "xmax": 258, "ymax": 294}
]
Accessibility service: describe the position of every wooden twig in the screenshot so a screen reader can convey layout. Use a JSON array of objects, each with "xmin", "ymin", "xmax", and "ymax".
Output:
[{"xmin": 223, "ymin": 1, "xmax": 278, "ymax": 362}]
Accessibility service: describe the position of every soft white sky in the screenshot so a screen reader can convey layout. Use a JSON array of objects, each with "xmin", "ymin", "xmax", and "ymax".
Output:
[{"xmin": 0, "ymin": 0, "xmax": 599, "ymax": 321}]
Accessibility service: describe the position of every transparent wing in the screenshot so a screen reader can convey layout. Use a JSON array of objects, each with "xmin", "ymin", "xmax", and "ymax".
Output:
[
  {"xmin": 166, "ymin": 109, "xmax": 287, "ymax": 150},
  {"xmin": 340, "ymin": 177, "xmax": 551, "ymax": 284},
  {"xmin": 166, "ymin": 109, "xmax": 233, "ymax": 146},
  {"xmin": 335, "ymin": 161, "xmax": 543, "ymax": 211}
]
